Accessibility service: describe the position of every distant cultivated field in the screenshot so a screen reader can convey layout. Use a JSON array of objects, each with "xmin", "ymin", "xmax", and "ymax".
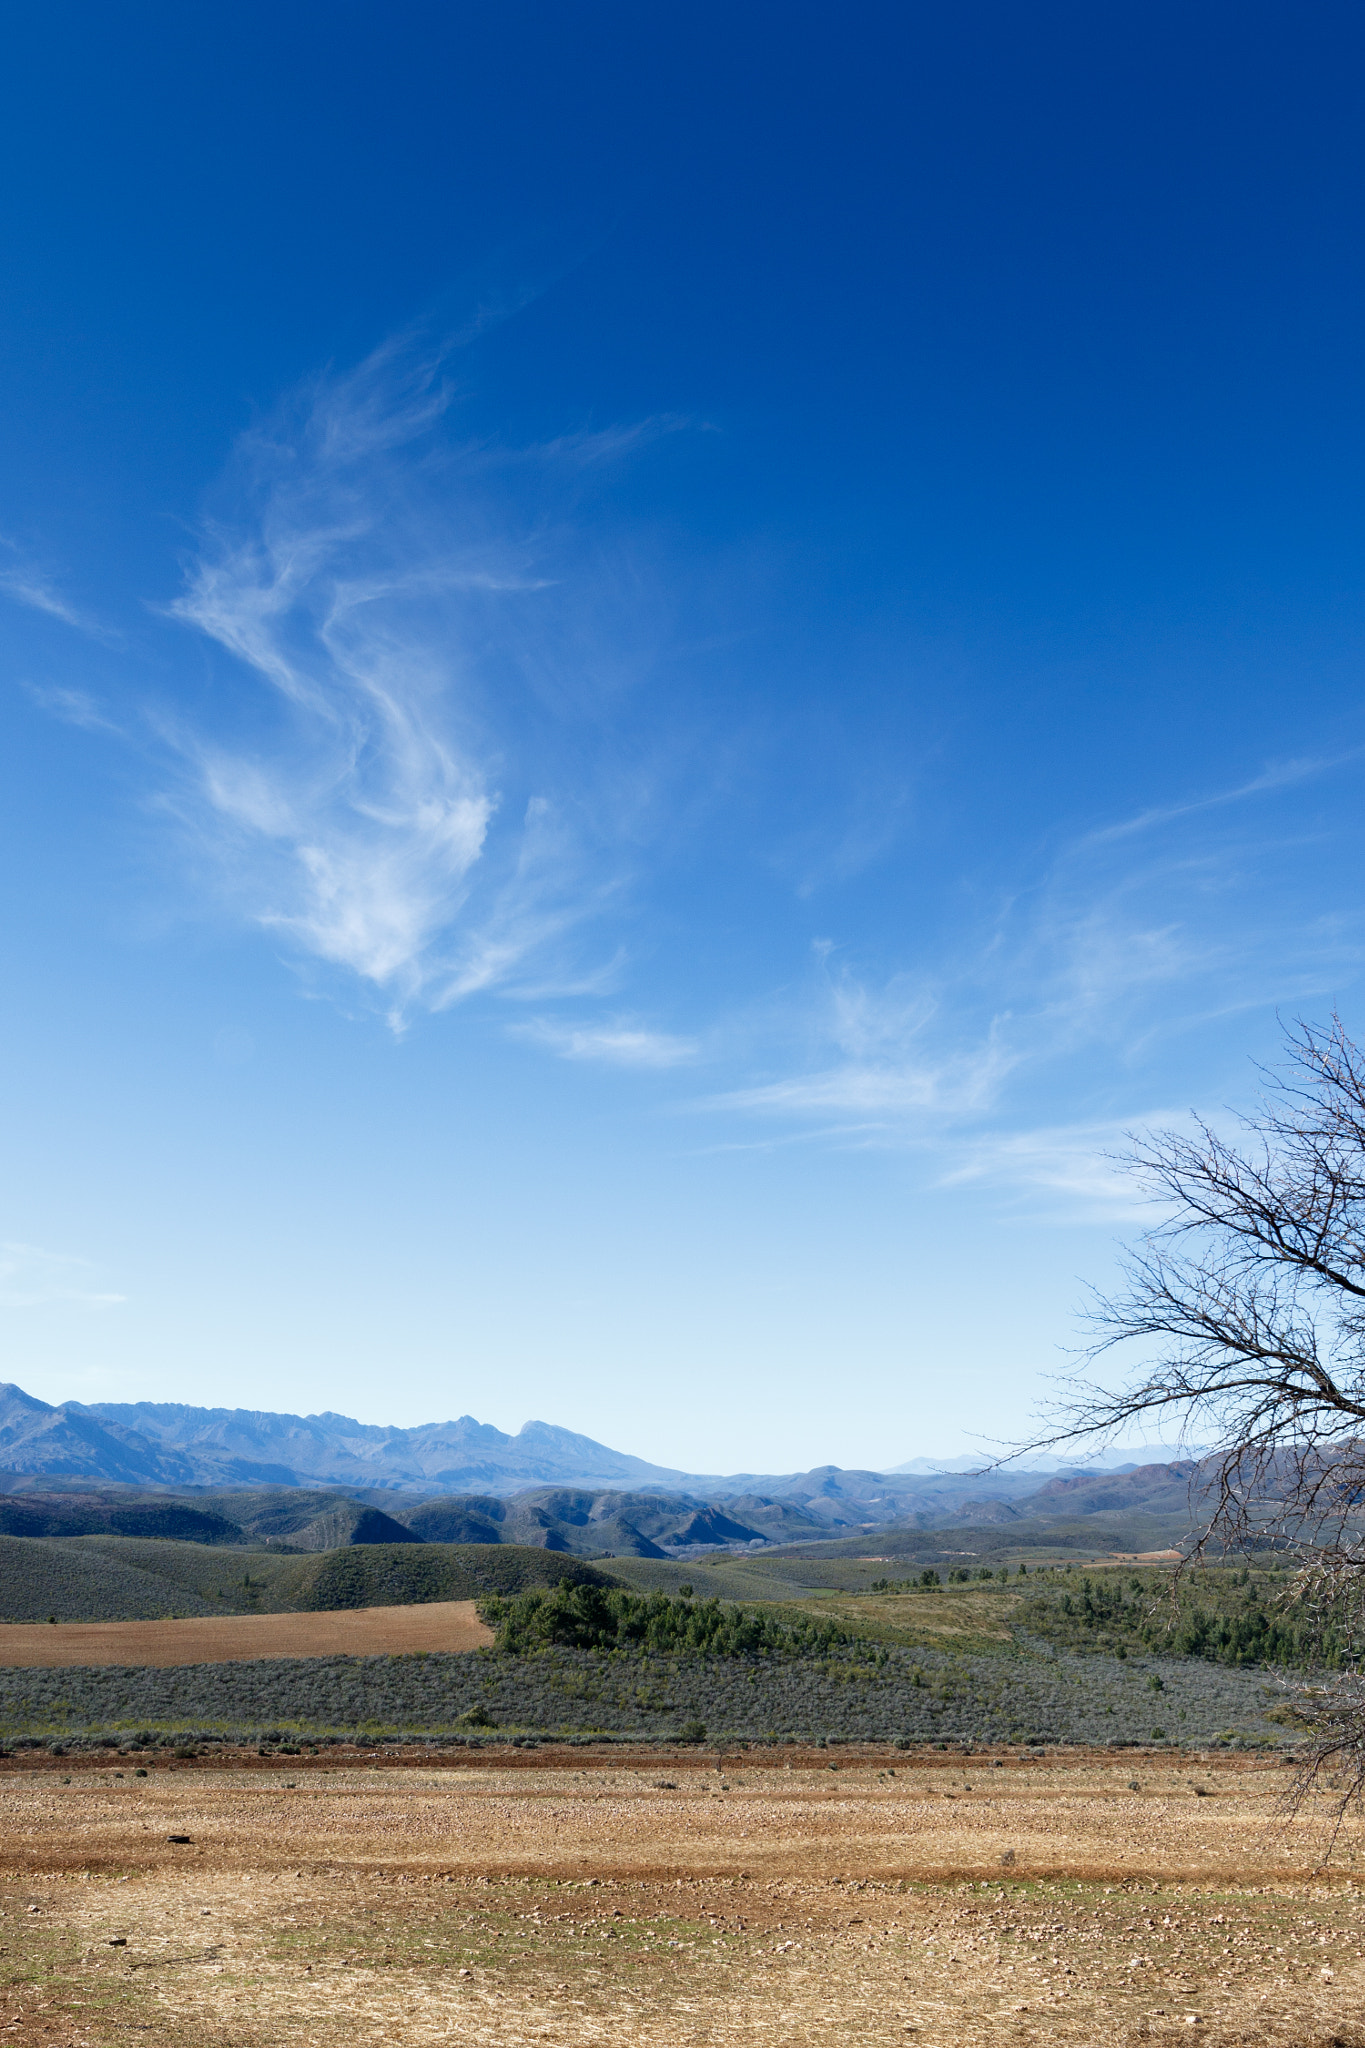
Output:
[
  {"xmin": 0, "ymin": 1600, "xmax": 492, "ymax": 1668},
  {"xmin": 0, "ymin": 1746, "xmax": 1362, "ymax": 2047}
]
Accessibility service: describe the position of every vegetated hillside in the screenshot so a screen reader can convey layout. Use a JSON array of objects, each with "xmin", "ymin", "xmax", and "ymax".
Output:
[
  {"xmin": 611, "ymin": 1549, "xmax": 1347, "ymax": 1684},
  {"xmin": 0, "ymin": 1634, "xmax": 1286, "ymax": 1749},
  {"xmin": 1018, "ymin": 1462, "xmax": 1203, "ymax": 1518},
  {"xmin": 728, "ymin": 1551, "xmax": 1348, "ymax": 1678},
  {"xmin": 391, "ymin": 1470, "xmax": 1206, "ymax": 1553},
  {"xmin": 0, "ymin": 1488, "xmax": 426, "ymax": 1553},
  {"xmin": 0, "ymin": 1535, "xmax": 227, "ymax": 1623},
  {"xmin": 62, "ymin": 1537, "xmax": 305, "ymax": 1611},
  {"xmin": 0, "ymin": 1468, "xmax": 1210, "ymax": 1568},
  {"xmin": 0, "ymin": 1536, "xmax": 614, "ymax": 1623},
  {"xmin": 603, "ymin": 1555, "xmax": 834, "ymax": 1603},
  {"xmin": 1014, "ymin": 1562, "xmax": 1351, "ymax": 1669},
  {"xmin": 204, "ymin": 1493, "xmax": 420, "ymax": 1550},
  {"xmin": 696, "ymin": 1463, "xmax": 1205, "ymax": 1528},
  {"xmin": 277, "ymin": 1545, "xmax": 613, "ymax": 1611},
  {"xmin": 762, "ymin": 1510, "xmax": 1196, "ymax": 1568}
]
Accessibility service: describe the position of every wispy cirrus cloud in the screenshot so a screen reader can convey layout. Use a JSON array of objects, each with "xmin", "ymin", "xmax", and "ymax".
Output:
[
  {"xmin": 160, "ymin": 333, "xmax": 674, "ymax": 1026},
  {"xmin": 20, "ymin": 681, "xmax": 122, "ymax": 733},
  {"xmin": 712, "ymin": 1025, "xmax": 1016, "ymax": 1121},
  {"xmin": 695, "ymin": 749, "xmax": 1365, "ymax": 1202},
  {"xmin": 0, "ymin": 540, "xmax": 115, "ymax": 641},
  {"xmin": 937, "ymin": 1119, "xmax": 1165, "ymax": 1214},
  {"xmin": 0, "ymin": 1243, "xmax": 125, "ymax": 1310},
  {"xmin": 1074, "ymin": 749, "xmax": 1362, "ymax": 851},
  {"xmin": 510, "ymin": 1016, "xmax": 700, "ymax": 1067},
  {"xmin": 702, "ymin": 939, "xmax": 1018, "ymax": 1126}
]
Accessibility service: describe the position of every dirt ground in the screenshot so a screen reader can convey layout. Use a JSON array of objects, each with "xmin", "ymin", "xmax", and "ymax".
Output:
[
  {"xmin": 1, "ymin": 1744, "xmax": 1363, "ymax": 2048},
  {"xmin": 0, "ymin": 1600, "xmax": 493, "ymax": 1667}
]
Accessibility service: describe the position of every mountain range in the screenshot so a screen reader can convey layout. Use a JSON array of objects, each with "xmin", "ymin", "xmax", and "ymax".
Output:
[
  {"xmin": 0, "ymin": 1461, "xmax": 1208, "ymax": 1560},
  {"xmin": 0, "ymin": 1383, "xmax": 689, "ymax": 1493},
  {"xmin": 0, "ymin": 1382, "xmax": 1173, "ymax": 1534}
]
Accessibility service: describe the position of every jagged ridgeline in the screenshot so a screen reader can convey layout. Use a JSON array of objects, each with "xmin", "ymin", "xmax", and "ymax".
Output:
[{"xmin": 0, "ymin": 1379, "xmax": 1216, "ymax": 1550}]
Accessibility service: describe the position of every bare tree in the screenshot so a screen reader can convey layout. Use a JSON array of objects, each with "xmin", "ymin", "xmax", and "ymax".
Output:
[{"xmin": 1046, "ymin": 1013, "xmax": 1365, "ymax": 1837}]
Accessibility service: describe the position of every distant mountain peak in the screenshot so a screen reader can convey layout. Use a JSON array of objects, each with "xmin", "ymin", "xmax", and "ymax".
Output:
[{"xmin": 0, "ymin": 1384, "xmax": 691, "ymax": 1496}]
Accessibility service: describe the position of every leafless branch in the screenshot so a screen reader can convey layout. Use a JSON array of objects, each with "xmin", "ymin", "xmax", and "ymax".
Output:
[{"xmin": 1030, "ymin": 1015, "xmax": 1365, "ymax": 1849}]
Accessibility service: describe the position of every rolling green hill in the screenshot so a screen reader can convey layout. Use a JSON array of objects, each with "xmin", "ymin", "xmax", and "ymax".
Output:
[
  {"xmin": 0, "ymin": 1535, "xmax": 228, "ymax": 1622},
  {"xmin": 0, "ymin": 1535, "xmax": 614, "ymax": 1622},
  {"xmin": 0, "ymin": 1512, "xmax": 1203, "ymax": 1627}
]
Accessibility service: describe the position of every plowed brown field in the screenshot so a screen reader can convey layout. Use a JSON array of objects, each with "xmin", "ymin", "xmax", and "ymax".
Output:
[
  {"xmin": 1, "ymin": 1745, "xmax": 1362, "ymax": 2048},
  {"xmin": 0, "ymin": 1600, "xmax": 493, "ymax": 1667}
]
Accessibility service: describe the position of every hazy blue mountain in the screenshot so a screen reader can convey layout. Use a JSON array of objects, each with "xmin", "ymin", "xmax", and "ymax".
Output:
[
  {"xmin": 73, "ymin": 1400, "xmax": 691, "ymax": 1492},
  {"xmin": 0, "ymin": 1384, "xmax": 1202, "ymax": 1538},
  {"xmin": 2, "ymin": 1384, "xmax": 691, "ymax": 1493},
  {"xmin": 0, "ymin": 1382, "xmax": 197, "ymax": 1485}
]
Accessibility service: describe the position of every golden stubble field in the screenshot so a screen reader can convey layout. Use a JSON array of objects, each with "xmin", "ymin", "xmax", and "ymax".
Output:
[
  {"xmin": 2, "ymin": 1745, "xmax": 1364, "ymax": 2048},
  {"xmin": 0, "ymin": 1601, "xmax": 494, "ymax": 1668}
]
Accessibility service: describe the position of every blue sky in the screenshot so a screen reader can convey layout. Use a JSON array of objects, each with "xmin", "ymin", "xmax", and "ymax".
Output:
[{"xmin": 3, "ymin": 2, "xmax": 1365, "ymax": 1473}]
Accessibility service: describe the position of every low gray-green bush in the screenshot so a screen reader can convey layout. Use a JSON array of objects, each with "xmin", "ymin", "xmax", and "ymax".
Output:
[{"xmin": 0, "ymin": 1636, "xmax": 1291, "ymax": 1749}]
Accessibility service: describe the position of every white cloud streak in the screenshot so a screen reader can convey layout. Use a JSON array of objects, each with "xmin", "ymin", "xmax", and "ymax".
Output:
[
  {"xmin": 704, "ymin": 951, "xmax": 1017, "ymax": 1125},
  {"xmin": 0, "ymin": 1243, "xmax": 125, "ymax": 1310},
  {"xmin": 21, "ymin": 681, "xmax": 121, "ymax": 733},
  {"xmin": 0, "ymin": 541, "xmax": 114, "ymax": 641},
  {"xmin": 510, "ymin": 1017, "xmax": 700, "ymax": 1067},
  {"xmin": 937, "ymin": 1120, "xmax": 1164, "ymax": 1214},
  {"xmin": 1075, "ymin": 750, "xmax": 1363, "ymax": 851},
  {"xmin": 162, "ymin": 336, "xmax": 663, "ymax": 1025}
]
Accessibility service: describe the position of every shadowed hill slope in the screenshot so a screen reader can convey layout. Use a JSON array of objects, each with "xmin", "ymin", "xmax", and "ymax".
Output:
[
  {"xmin": 0, "ymin": 1534, "xmax": 228, "ymax": 1622},
  {"xmin": 403, "ymin": 1488, "xmax": 828, "ymax": 1557},
  {"xmin": 0, "ymin": 1497, "xmax": 247, "ymax": 1544},
  {"xmin": 0, "ymin": 1489, "xmax": 421, "ymax": 1552}
]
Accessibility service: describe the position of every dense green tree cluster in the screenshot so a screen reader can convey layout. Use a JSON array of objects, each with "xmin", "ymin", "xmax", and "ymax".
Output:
[
  {"xmin": 478, "ymin": 1583, "xmax": 850, "ymax": 1657},
  {"xmin": 1021, "ymin": 1569, "xmax": 1355, "ymax": 1670}
]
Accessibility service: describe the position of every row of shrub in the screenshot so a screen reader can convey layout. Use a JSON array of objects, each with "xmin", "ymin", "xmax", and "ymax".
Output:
[{"xmin": 868, "ymin": 1565, "xmax": 1032, "ymax": 1591}]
